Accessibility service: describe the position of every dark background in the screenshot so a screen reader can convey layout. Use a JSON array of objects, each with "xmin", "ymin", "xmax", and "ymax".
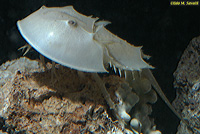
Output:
[{"xmin": 0, "ymin": 0, "xmax": 200, "ymax": 133}]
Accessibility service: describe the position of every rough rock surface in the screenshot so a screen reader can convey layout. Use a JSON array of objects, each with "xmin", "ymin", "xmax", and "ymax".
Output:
[
  {"xmin": 173, "ymin": 36, "xmax": 200, "ymax": 134},
  {"xmin": 0, "ymin": 57, "xmax": 127, "ymax": 134},
  {"xmin": 0, "ymin": 57, "xmax": 160, "ymax": 134}
]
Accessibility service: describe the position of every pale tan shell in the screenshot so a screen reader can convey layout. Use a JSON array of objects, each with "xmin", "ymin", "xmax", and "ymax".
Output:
[{"xmin": 17, "ymin": 5, "xmax": 152, "ymax": 72}]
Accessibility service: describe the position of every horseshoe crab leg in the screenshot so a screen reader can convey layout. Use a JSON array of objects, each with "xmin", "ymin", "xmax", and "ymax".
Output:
[
  {"xmin": 91, "ymin": 73, "xmax": 125, "ymax": 125},
  {"xmin": 18, "ymin": 43, "xmax": 32, "ymax": 56}
]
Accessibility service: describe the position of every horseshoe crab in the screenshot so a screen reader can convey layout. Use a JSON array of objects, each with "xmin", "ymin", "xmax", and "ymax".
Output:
[{"xmin": 17, "ymin": 5, "xmax": 186, "ymax": 133}]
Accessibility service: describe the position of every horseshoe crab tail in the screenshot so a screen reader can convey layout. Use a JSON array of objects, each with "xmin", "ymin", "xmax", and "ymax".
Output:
[{"xmin": 142, "ymin": 68, "xmax": 190, "ymax": 127}]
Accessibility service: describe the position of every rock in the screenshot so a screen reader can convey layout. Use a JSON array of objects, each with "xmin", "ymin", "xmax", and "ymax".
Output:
[
  {"xmin": 173, "ymin": 36, "xmax": 200, "ymax": 134},
  {"xmin": 0, "ymin": 57, "xmax": 160, "ymax": 134},
  {"xmin": 0, "ymin": 57, "xmax": 125, "ymax": 133}
]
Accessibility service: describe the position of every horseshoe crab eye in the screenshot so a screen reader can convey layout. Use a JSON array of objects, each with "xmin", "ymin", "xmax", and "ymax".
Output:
[{"xmin": 68, "ymin": 20, "xmax": 77, "ymax": 26}]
